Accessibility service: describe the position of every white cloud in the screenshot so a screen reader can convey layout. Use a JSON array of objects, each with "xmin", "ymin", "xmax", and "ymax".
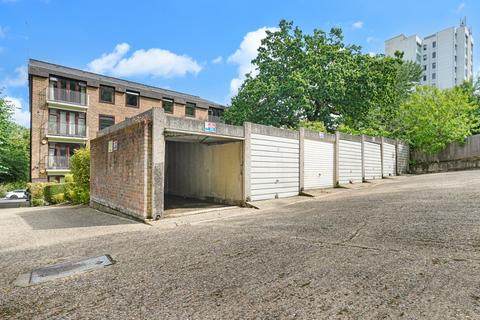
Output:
[
  {"xmin": 87, "ymin": 43, "xmax": 202, "ymax": 78},
  {"xmin": 87, "ymin": 43, "xmax": 130, "ymax": 74},
  {"xmin": 366, "ymin": 36, "xmax": 376, "ymax": 43},
  {"xmin": 352, "ymin": 21, "xmax": 364, "ymax": 29},
  {"xmin": 1, "ymin": 65, "xmax": 27, "ymax": 87},
  {"xmin": 211, "ymin": 56, "xmax": 223, "ymax": 64},
  {"xmin": 227, "ymin": 26, "xmax": 278, "ymax": 97},
  {"xmin": 457, "ymin": 2, "xmax": 465, "ymax": 12},
  {"xmin": 6, "ymin": 96, "xmax": 30, "ymax": 128}
]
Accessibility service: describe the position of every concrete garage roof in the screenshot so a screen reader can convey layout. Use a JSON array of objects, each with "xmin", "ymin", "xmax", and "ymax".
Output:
[{"xmin": 28, "ymin": 59, "xmax": 226, "ymax": 110}]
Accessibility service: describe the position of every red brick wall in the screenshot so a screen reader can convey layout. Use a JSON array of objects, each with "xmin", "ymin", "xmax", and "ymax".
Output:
[{"xmin": 90, "ymin": 119, "xmax": 152, "ymax": 220}]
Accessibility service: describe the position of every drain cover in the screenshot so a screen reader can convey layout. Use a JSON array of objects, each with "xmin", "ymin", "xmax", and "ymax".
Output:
[{"xmin": 15, "ymin": 255, "xmax": 114, "ymax": 287}]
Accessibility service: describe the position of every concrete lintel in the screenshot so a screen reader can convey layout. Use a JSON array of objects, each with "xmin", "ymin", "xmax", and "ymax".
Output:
[
  {"xmin": 250, "ymin": 123, "xmax": 299, "ymax": 140},
  {"xmin": 303, "ymin": 129, "xmax": 336, "ymax": 142}
]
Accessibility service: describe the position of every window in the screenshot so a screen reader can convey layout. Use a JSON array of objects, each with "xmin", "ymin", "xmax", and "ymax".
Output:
[
  {"xmin": 423, "ymin": 75, "xmax": 427, "ymax": 81},
  {"xmin": 423, "ymin": 65, "xmax": 427, "ymax": 71},
  {"xmin": 432, "ymin": 62, "xmax": 436, "ymax": 69},
  {"xmin": 162, "ymin": 98, "xmax": 174, "ymax": 113},
  {"xmin": 423, "ymin": 54, "xmax": 427, "ymax": 61},
  {"xmin": 99, "ymin": 85, "xmax": 115, "ymax": 104},
  {"xmin": 126, "ymin": 90, "xmax": 139, "ymax": 108},
  {"xmin": 432, "ymin": 73, "xmax": 436, "ymax": 80},
  {"xmin": 432, "ymin": 41, "xmax": 436, "ymax": 48},
  {"xmin": 423, "ymin": 44, "xmax": 427, "ymax": 51},
  {"xmin": 185, "ymin": 102, "xmax": 196, "ymax": 117},
  {"xmin": 432, "ymin": 52, "xmax": 436, "ymax": 58},
  {"xmin": 99, "ymin": 115, "xmax": 115, "ymax": 130}
]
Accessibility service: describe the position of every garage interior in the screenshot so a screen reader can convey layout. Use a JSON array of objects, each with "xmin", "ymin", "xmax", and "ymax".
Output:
[{"xmin": 164, "ymin": 131, "xmax": 244, "ymax": 215}]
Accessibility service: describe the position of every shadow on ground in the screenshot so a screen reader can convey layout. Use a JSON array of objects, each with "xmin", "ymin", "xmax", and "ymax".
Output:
[{"xmin": 18, "ymin": 205, "xmax": 137, "ymax": 230}]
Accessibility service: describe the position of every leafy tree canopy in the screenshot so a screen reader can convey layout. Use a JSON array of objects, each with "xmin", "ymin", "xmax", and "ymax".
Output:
[
  {"xmin": 223, "ymin": 20, "xmax": 421, "ymax": 135},
  {"xmin": 399, "ymin": 86, "xmax": 477, "ymax": 154},
  {"xmin": 0, "ymin": 93, "xmax": 30, "ymax": 183}
]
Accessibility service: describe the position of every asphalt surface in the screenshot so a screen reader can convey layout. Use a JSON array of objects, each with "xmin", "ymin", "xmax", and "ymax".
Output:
[
  {"xmin": 0, "ymin": 199, "xmax": 29, "ymax": 209},
  {"xmin": 1, "ymin": 171, "xmax": 480, "ymax": 319}
]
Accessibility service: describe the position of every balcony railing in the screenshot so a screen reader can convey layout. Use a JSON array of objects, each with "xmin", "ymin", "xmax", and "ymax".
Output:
[
  {"xmin": 47, "ymin": 121, "xmax": 87, "ymax": 138},
  {"xmin": 47, "ymin": 155, "xmax": 70, "ymax": 170},
  {"xmin": 46, "ymin": 87, "xmax": 89, "ymax": 106},
  {"xmin": 208, "ymin": 115, "xmax": 224, "ymax": 123}
]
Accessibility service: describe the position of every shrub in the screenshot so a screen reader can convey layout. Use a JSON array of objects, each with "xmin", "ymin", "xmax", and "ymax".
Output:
[
  {"xmin": 51, "ymin": 193, "xmax": 66, "ymax": 204},
  {"xmin": 70, "ymin": 148, "xmax": 90, "ymax": 190},
  {"xmin": 65, "ymin": 185, "xmax": 90, "ymax": 205},
  {"xmin": 64, "ymin": 174, "xmax": 74, "ymax": 183},
  {"xmin": 31, "ymin": 198, "xmax": 45, "ymax": 207},
  {"xmin": 44, "ymin": 183, "xmax": 67, "ymax": 204},
  {"xmin": 68, "ymin": 148, "xmax": 90, "ymax": 205},
  {"xmin": 27, "ymin": 182, "xmax": 49, "ymax": 204}
]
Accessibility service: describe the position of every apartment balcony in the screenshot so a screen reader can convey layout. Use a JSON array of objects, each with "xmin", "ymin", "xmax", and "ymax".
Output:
[
  {"xmin": 46, "ymin": 87, "xmax": 89, "ymax": 112},
  {"xmin": 44, "ymin": 122, "xmax": 88, "ymax": 144},
  {"xmin": 45, "ymin": 155, "xmax": 71, "ymax": 175}
]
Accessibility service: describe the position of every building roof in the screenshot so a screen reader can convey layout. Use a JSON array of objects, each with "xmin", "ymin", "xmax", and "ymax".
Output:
[{"xmin": 28, "ymin": 59, "xmax": 226, "ymax": 110}]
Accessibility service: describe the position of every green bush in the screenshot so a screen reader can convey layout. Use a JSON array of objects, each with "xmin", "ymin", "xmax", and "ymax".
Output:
[
  {"xmin": 27, "ymin": 182, "xmax": 49, "ymax": 204},
  {"xmin": 70, "ymin": 148, "xmax": 90, "ymax": 190},
  {"xmin": 68, "ymin": 148, "xmax": 90, "ymax": 205},
  {"xmin": 51, "ymin": 193, "xmax": 66, "ymax": 204},
  {"xmin": 65, "ymin": 185, "xmax": 90, "ymax": 205},
  {"xmin": 64, "ymin": 174, "xmax": 74, "ymax": 183},
  {"xmin": 31, "ymin": 198, "xmax": 45, "ymax": 207},
  {"xmin": 44, "ymin": 183, "xmax": 67, "ymax": 204}
]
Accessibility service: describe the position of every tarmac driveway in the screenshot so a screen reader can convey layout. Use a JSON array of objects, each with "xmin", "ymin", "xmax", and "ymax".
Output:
[{"xmin": 1, "ymin": 171, "xmax": 480, "ymax": 319}]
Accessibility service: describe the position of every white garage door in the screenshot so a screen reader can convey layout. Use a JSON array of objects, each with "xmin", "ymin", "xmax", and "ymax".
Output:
[
  {"xmin": 363, "ymin": 142, "xmax": 382, "ymax": 180},
  {"xmin": 304, "ymin": 139, "xmax": 334, "ymax": 189},
  {"xmin": 250, "ymin": 133, "xmax": 299, "ymax": 201},
  {"xmin": 383, "ymin": 143, "xmax": 396, "ymax": 176},
  {"xmin": 339, "ymin": 140, "xmax": 362, "ymax": 184},
  {"xmin": 397, "ymin": 143, "xmax": 409, "ymax": 174}
]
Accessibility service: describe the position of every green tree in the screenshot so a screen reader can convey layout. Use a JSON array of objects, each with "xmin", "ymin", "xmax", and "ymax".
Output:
[
  {"xmin": 0, "ymin": 93, "xmax": 30, "ymax": 183},
  {"xmin": 399, "ymin": 86, "xmax": 477, "ymax": 154},
  {"xmin": 223, "ymin": 20, "xmax": 421, "ymax": 134}
]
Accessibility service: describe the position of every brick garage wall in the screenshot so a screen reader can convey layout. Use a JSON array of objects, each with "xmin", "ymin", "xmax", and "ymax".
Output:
[{"xmin": 90, "ymin": 119, "xmax": 152, "ymax": 220}]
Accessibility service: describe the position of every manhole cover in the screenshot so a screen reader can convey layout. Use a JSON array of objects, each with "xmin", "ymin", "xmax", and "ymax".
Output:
[{"xmin": 14, "ymin": 255, "xmax": 114, "ymax": 287}]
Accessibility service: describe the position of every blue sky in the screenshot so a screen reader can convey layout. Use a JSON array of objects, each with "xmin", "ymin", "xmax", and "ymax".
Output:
[{"xmin": 0, "ymin": 0, "xmax": 478, "ymax": 127}]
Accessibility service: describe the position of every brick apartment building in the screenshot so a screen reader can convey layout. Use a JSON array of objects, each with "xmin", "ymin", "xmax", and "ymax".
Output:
[{"xmin": 28, "ymin": 59, "xmax": 225, "ymax": 182}]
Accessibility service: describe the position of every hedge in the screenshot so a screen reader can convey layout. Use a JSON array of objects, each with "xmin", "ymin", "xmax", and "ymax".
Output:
[{"xmin": 44, "ymin": 183, "xmax": 67, "ymax": 204}]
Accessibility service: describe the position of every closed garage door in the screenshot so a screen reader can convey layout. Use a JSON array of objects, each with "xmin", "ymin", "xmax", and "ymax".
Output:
[
  {"xmin": 397, "ymin": 143, "xmax": 409, "ymax": 174},
  {"xmin": 339, "ymin": 140, "xmax": 362, "ymax": 184},
  {"xmin": 304, "ymin": 139, "xmax": 334, "ymax": 189},
  {"xmin": 250, "ymin": 134, "xmax": 299, "ymax": 201},
  {"xmin": 383, "ymin": 143, "xmax": 396, "ymax": 176},
  {"xmin": 364, "ymin": 142, "xmax": 382, "ymax": 180}
]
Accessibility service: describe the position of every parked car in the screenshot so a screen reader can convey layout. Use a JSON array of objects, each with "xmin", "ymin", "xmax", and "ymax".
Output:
[{"xmin": 5, "ymin": 189, "xmax": 27, "ymax": 200}]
